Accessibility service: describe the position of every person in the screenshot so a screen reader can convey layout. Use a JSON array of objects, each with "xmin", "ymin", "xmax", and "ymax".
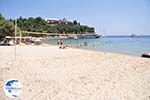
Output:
[
  {"xmin": 57, "ymin": 39, "xmax": 60, "ymax": 45},
  {"xmin": 59, "ymin": 40, "xmax": 63, "ymax": 49},
  {"xmin": 59, "ymin": 39, "xmax": 67, "ymax": 49}
]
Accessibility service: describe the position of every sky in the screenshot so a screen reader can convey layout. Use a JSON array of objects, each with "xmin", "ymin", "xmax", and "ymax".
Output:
[{"xmin": 0, "ymin": 0, "xmax": 150, "ymax": 35}]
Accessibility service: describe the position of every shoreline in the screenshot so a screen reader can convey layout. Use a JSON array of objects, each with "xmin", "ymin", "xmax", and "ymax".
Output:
[
  {"xmin": 40, "ymin": 41, "xmax": 144, "ymax": 57},
  {"xmin": 42, "ymin": 37, "xmax": 150, "ymax": 57},
  {"xmin": 68, "ymin": 45, "xmax": 141, "ymax": 58},
  {"xmin": 0, "ymin": 44, "xmax": 146, "ymax": 58}
]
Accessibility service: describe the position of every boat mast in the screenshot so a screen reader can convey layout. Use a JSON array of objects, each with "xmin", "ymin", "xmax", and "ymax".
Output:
[{"xmin": 102, "ymin": 25, "xmax": 106, "ymax": 37}]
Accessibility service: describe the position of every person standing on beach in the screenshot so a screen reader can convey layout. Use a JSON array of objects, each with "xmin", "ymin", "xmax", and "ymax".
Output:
[
  {"xmin": 57, "ymin": 39, "xmax": 63, "ymax": 49},
  {"xmin": 57, "ymin": 39, "xmax": 60, "ymax": 45},
  {"xmin": 59, "ymin": 39, "xmax": 63, "ymax": 49}
]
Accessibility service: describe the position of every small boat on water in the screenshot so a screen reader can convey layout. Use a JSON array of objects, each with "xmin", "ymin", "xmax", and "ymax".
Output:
[{"xmin": 79, "ymin": 34, "xmax": 101, "ymax": 39}]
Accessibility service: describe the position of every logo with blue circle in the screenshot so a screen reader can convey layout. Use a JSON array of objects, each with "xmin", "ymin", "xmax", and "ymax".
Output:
[{"xmin": 3, "ymin": 79, "xmax": 22, "ymax": 98}]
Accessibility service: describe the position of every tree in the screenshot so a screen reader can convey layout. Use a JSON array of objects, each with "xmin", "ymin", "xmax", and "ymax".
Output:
[
  {"xmin": 73, "ymin": 20, "xmax": 78, "ymax": 25},
  {"xmin": 0, "ymin": 14, "xmax": 22, "ymax": 38},
  {"xmin": 88, "ymin": 27, "xmax": 95, "ymax": 33},
  {"xmin": 0, "ymin": 20, "xmax": 15, "ymax": 38}
]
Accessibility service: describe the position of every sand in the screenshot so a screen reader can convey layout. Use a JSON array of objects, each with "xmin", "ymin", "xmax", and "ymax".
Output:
[{"xmin": 0, "ymin": 46, "xmax": 150, "ymax": 100}]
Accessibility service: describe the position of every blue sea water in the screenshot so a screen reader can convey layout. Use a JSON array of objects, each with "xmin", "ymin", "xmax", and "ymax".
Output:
[{"xmin": 43, "ymin": 36, "xmax": 150, "ymax": 56}]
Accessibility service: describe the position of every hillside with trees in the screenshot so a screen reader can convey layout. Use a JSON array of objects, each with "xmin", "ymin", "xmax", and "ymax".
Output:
[
  {"xmin": 0, "ymin": 14, "xmax": 95, "ymax": 38},
  {"xmin": 14, "ymin": 17, "xmax": 95, "ymax": 34}
]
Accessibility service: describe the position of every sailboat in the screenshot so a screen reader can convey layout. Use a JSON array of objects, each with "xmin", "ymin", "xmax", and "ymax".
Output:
[{"xmin": 99, "ymin": 25, "xmax": 106, "ymax": 38}]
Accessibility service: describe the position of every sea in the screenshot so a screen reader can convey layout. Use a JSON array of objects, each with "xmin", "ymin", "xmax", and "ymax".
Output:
[{"xmin": 42, "ymin": 36, "xmax": 150, "ymax": 56}]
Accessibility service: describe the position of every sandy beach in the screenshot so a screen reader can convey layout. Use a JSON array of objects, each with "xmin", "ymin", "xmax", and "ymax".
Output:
[{"xmin": 0, "ymin": 45, "xmax": 150, "ymax": 100}]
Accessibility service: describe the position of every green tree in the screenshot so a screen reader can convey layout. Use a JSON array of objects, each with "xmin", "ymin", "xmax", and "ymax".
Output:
[
  {"xmin": 0, "ymin": 20, "xmax": 15, "ymax": 37},
  {"xmin": 73, "ymin": 20, "xmax": 78, "ymax": 25},
  {"xmin": 0, "ymin": 14, "xmax": 22, "ymax": 38}
]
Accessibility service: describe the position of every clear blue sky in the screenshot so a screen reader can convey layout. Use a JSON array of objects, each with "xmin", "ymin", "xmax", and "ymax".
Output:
[{"xmin": 0, "ymin": 0, "xmax": 150, "ymax": 35}]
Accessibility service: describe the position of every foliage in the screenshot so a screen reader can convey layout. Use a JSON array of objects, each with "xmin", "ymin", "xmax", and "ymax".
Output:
[
  {"xmin": 0, "ymin": 14, "xmax": 23, "ymax": 39},
  {"xmin": 0, "ymin": 14, "xmax": 14, "ymax": 38},
  {"xmin": 0, "ymin": 20, "xmax": 15, "ymax": 37},
  {"xmin": 14, "ymin": 16, "xmax": 95, "ymax": 34},
  {"xmin": 0, "ymin": 14, "xmax": 95, "ymax": 38}
]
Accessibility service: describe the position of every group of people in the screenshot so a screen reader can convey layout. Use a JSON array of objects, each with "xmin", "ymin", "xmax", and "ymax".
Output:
[
  {"xmin": 57, "ymin": 39, "xmax": 68, "ymax": 49},
  {"xmin": 57, "ymin": 39, "xmax": 89, "ymax": 49}
]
